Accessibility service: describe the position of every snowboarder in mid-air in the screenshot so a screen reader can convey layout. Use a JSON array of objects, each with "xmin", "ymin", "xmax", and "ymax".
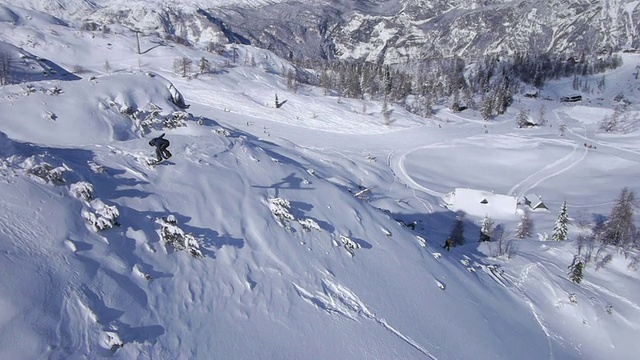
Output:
[{"xmin": 149, "ymin": 133, "xmax": 172, "ymax": 163}]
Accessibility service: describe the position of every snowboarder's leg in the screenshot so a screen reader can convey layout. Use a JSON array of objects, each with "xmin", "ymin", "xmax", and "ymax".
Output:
[
  {"xmin": 160, "ymin": 143, "xmax": 172, "ymax": 159},
  {"xmin": 155, "ymin": 147, "xmax": 163, "ymax": 162}
]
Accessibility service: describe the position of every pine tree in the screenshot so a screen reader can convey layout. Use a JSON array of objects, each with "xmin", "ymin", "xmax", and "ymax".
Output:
[
  {"xmin": 515, "ymin": 209, "xmax": 533, "ymax": 239},
  {"xmin": 173, "ymin": 57, "xmax": 192, "ymax": 78},
  {"xmin": 552, "ymin": 200, "xmax": 570, "ymax": 241},
  {"xmin": 0, "ymin": 52, "xmax": 11, "ymax": 85},
  {"xmin": 516, "ymin": 108, "xmax": 531, "ymax": 128},
  {"xmin": 598, "ymin": 187, "xmax": 637, "ymax": 248},
  {"xmin": 449, "ymin": 214, "xmax": 465, "ymax": 246},
  {"xmin": 537, "ymin": 104, "xmax": 547, "ymax": 126},
  {"xmin": 383, "ymin": 65, "xmax": 392, "ymax": 97},
  {"xmin": 568, "ymin": 256, "xmax": 584, "ymax": 284},
  {"xmin": 479, "ymin": 215, "xmax": 493, "ymax": 242},
  {"xmin": 382, "ymin": 97, "xmax": 393, "ymax": 125},
  {"xmin": 198, "ymin": 57, "xmax": 210, "ymax": 74},
  {"xmin": 597, "ymin": 75, "xmax": 606, "ymax": 91},
  {"xmin": 481, "ymin": 95, "xmax": 493, "ymax": 121}
]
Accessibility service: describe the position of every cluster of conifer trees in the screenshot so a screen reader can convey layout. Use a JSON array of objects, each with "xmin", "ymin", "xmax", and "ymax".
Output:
[{"xmin": 292, "ymin": 52, "xmax": 622, "ymax": 120}]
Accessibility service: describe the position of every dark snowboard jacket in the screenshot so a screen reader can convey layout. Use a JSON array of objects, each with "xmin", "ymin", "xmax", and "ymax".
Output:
[{"xmin": 149, "ymin": 133, "xmax": 170, "ymax": 148}]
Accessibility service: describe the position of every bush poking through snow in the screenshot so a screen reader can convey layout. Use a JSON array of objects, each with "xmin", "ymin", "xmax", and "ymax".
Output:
[
  {"xmin": 341, "ymin": 235, "xmax": 360, "ymax": 255},
  {"xmin": 130, "ymin": 105, "xmax": 189, "ymax": 132},
  {"xmin": 268, "ymin": 197, "xmax": 321, "ymax": 233},
  {"xmin": 416, "ymin": 236, "xmax": 427, "ymax": 247},
  {"xmin": 269, "ymin": 198, "xmax": 295, "ymax": 226},
  {"xmin": 157, "ymin": 215, "xmax": 203, "ymax": 258},
  {"xmin": 70, "ymin": 181, "xmax": 94, "ymax": 201},
  {"xmin": 26, "ymin": 161, "xmax": 66, "ymax": 184},
  {"xmin": 298, "ymin": 218, "xmax": 320, "ymax": 232},
  {"xmin": 164, "ymin": 111, "xmax": 189, "ymax": 129},
  {"xmin": 88, "ymin": 161, "xmax": 106, "ymax": 174},
  {"xmin": 82, "ymin": 199, "xmax": 120, "ymax": 231},
  {"xmin": 139, "ymin": 107, "xmax": 162, "ymax": 131},
  {"xmin": 215, "ymin": 128, "xmax": 231, "ymax": 137}
]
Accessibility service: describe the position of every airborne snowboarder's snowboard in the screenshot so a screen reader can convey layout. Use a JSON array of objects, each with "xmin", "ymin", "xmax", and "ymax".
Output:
[{"xmin": 148, "ymin": 158, "xmax": 173, "ymax": 166}]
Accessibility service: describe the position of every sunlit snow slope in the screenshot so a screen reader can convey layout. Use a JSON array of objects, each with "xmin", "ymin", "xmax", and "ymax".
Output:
[{"xmin": 0, "ymin": 3, "xmax": 639, "ymax": 360}]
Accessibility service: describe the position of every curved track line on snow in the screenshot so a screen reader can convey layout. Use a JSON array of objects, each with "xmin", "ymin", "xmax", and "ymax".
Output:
[
  {"xmin": 582, "ymin": 280, "xmax": 640, "ymax": 313},
  {"xmin": 554, "ymin": 107, "xmax": 640, "ymax": 163},
  {"xmin": 389, "ymin": 145, "xmax": 444, "ymax": 197},
  {"xmin": 507, "ymin": 141, "xmax": 587, "ymax": 199},
  {"xmin": 511, "ymin": 263, "xmax": 558, "ymax": 360},
  {"xmin": 293, "ymin": 280, "xmax": 438, "ymax": 359},
  {"xmin": 387, "ymin": 149, "xmax": 437, "ymax": 213}
]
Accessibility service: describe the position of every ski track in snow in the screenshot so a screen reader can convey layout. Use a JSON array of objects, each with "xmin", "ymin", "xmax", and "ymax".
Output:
[
  {"xmin": 582, "ymin": 280, "xmax": 640, "ymax": 314},
  {"xmin": 386, "ymin": 150, "xmax": 435, "ymax": 214},
  {"xmin": 555, "ymin": 107, "xmax": 640, "ymax": 163},
  {"xmin": 564, "ymin": 125, "xmax": 640, "ymax": 163},
  {"xmin": 511, "ymin": 263, "xmax": 559, "ymax": 360},
  {"xmin": 394, "ymin": 146, "xmax": 445, "ymax": 199},
  {"xmin": 293, "ymin": 279, "xmax": 438, "ymax": 359},
  {"xmin": 507, "ymin": 138, "xmax": 587, "ymax": 199}
]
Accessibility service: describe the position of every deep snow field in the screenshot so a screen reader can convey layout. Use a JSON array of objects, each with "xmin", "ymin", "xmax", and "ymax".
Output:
[{"xmin": 0, "ymin": 3, "xmax": 639, "ymax": 359}]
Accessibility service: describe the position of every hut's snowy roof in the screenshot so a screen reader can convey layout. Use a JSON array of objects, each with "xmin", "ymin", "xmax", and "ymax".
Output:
[{"xmin": 447, "ymin": 188, "xmax": 518, "ymax": 219}]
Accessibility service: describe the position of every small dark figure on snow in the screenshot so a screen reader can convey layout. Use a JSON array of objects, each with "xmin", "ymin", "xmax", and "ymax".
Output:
[
  {"xmin": 149, "ymin": 133, "xmax": 172, "ymax": 162},
  {"xmin": 443, "ymin": 237, "xmax": 452, "ymax": 251}
]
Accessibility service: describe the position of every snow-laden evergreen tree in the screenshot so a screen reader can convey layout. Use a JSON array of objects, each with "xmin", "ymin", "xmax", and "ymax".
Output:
[
  {"xmin": 568, "ymin": 256, "xmax": 584, "ymax": 284},
  {"xmin": 598, "ymin": 187, "xmax": 638, "ymax": 249},
  {"xmin": 481, "ymin": 95, "xmax": 493, "ymax": 121},
  {"xmin": 537, "ymin": 104, "xmax": 547, "ymax": 126},
  {"xmin": 552, "ymin": 200, "xmax": 570, "ymax": 241},
  {"xmin": 516, "ymin": 108, "xmax": 531, "ymax": 128},
  {"xmin": 158, "ymin": 215, "xmax": 203, "ymax": 258},
  {"xmin": 479, "ymin": 215, "xmax": 493, "ymax": 242},
  {"xmin": 198, "ymin": 56, "xmax": 210, "ymax": 74},
  {"xmin": 515, "ymin": 209, "xmax": 533, "ymax": 239}
]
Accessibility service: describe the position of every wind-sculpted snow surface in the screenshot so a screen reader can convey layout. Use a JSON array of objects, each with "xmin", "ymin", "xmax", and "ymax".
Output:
[
  {"xmin": 293, "ymin": 279, "xmax": 438, "ymax": 359},
  {"xmin": 0, "ymin": 72, "xmax": 184, "ymax": 145},
  {"xmin": 0, "ymin": 10, "xmax": 640, "ymax": 359}
]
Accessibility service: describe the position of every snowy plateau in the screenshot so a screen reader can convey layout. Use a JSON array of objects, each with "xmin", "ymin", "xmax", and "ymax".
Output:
[{"xmin": 0, "ymin": 1, "xmax": 639, "ymax": 360}]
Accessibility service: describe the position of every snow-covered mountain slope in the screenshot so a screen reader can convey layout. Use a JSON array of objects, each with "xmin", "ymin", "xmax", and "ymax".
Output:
[
  {"xmin": 5, "ymin": 0, "xmax": 638, "ymax": 63},
  {"xmin": 0, "ymin": 3, "xmax": 639, "ymax": 360}
]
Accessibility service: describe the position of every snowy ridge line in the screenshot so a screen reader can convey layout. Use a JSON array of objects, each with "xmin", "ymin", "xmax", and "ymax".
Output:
[{"xmin": 293, "ymin": 280, "xmax": 437, "ymax": 359}]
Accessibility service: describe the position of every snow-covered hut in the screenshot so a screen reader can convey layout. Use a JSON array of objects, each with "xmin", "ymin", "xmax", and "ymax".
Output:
[{"xmin": 446, "ymin": 188, "xmax": 518, "ymax": 219}]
